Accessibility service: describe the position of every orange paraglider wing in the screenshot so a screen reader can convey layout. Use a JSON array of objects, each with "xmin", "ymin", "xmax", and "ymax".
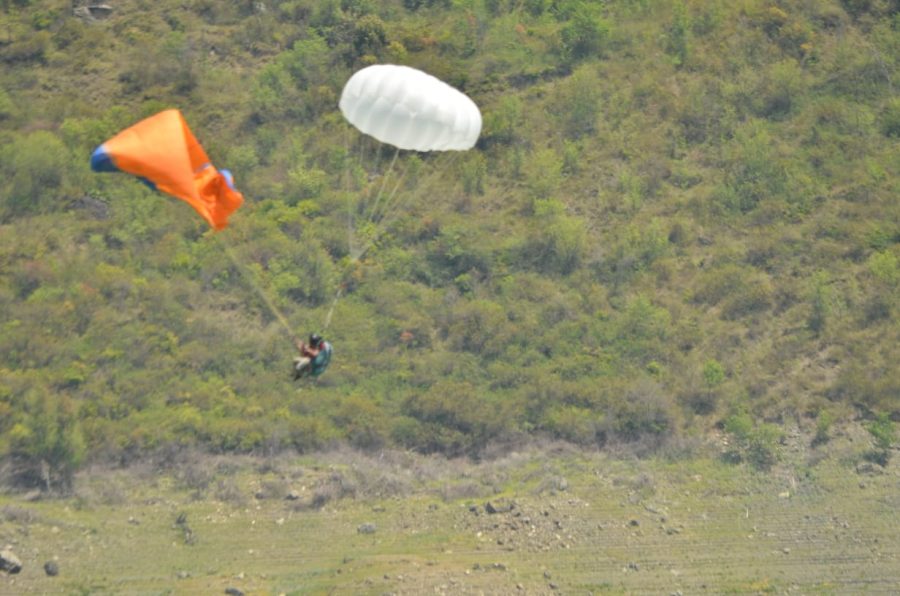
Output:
[{"xmin": 91, "ymin": 109, "xmax": 243, "ymax": 230}]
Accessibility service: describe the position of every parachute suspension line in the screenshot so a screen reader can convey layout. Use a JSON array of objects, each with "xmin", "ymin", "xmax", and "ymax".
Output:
[
  {"xmin": 217, "ymin": 235, "xmax": 301, "ymax": 348},
  {"xmin": 362, "ymin": 147, "xmax": 400, "ymax": 227},
  {"xmin": 374, "ymin": 152, "xmax": 462, "ymax": 239},
  {"xmin": 352, "ymin": 152, "xmax": 462, "ymax": 264},
  {"xmin": 345, "ymin": 126, "xmax": 358, "ymax": 265},
  {"xmin": 351, "ymin": 160, "xmax": 409, "ymax": 263},
  {"xmin": 368, "ymin": 156, "xmax": 409, "ymax": 225},
  {"xmin": 321, "ymin": 285, "xmax": 343, "ymax": 333}
]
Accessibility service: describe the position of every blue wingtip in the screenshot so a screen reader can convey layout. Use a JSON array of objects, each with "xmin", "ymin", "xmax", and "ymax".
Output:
[
  {"xmin": 221, "ymin": 169, "xmax": 236, "ymax": 190},
  {"xmin": 90, "ymin": 145, "xmax": 118, "ymax": 172}
]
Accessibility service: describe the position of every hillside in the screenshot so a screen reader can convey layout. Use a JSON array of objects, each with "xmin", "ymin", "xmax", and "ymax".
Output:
[{"xmin": 0, "ymin": 0, "xmax": 898, "ymax": 489}]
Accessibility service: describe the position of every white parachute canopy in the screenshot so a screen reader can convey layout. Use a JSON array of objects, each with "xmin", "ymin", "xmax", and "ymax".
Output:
[{"xmin": 339, "ymin": 64, "xmax": 482, "ymax": 152}]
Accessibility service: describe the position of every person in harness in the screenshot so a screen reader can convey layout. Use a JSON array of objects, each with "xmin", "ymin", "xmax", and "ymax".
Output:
[{"xmin": 293, "ymin": 333, "xmax": 333, "ymax": 380}]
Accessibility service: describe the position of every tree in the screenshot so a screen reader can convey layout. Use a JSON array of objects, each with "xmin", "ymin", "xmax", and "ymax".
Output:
[
  {"xmin": 351, "ymin": 14, "xmax": 387, "ymax": 60},
  {"xmin": 6, "ymin": 392, "xmax": 86, "ymax": 493},
  {"xmin": 559, "ymin": 2, "xmax": 610, "ymax": 64}
]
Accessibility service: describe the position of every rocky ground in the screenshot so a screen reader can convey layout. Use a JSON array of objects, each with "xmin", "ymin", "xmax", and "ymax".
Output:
[{"xmin": 1, "ymin": 424, "xmax": 898, "ymax": 594}]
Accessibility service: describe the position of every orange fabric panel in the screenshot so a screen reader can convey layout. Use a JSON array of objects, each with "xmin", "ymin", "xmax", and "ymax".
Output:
[
  {"xmin": 102, "ymin": 109, "xmax": 243, "ymax": 230},
  {"xmin": 196, "ymin": 164, "xmax": 244, "ymax": 230}
]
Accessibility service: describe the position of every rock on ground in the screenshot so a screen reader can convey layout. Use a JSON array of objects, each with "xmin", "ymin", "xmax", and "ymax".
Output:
[{"xmin": 0, "ymin": 548, "xmax": 22, "ymax": 574}]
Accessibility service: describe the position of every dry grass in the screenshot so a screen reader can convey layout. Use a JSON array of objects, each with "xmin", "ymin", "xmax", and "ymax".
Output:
[{"xmin": 0, "ymin": 429, "xmax": 897, "ymax": 594}]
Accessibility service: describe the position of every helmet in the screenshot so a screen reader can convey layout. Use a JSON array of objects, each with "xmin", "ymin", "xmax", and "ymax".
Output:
[{"xmin": 309, "ymin": 333, "xmax": 323, "ymax": 347}]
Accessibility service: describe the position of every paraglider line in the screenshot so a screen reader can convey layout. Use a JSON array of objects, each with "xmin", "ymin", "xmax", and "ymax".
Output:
[{"xmin": 216, "ymin": 235, "xmax": 302, "ymax": 349}]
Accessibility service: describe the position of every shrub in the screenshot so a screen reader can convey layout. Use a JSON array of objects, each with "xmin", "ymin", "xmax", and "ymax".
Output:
[
  {"xmin": 753, "ymin": 60, "xmax": 806, "ymax": 120},
  {"xmin": 864, "ymin": 413, "xmax": 894, "ymax": 466},
  {"xmin": 605, "ymin": 379, "xmax": 680, "ymax": 452},
  {"xmin": 5, "ymin": 393, "xmax": 86, "ymax": 493},
  {"xmin": 251, "ymin": 62, "xmax": 295, "ymax": 122},
  {"xmin": 444, "ymin": 299, "xmax": 511, "ymax": 358},
  {"xmin": 520, "ymin": 200, "xmax": 587, "ymax": 275},
  {"xmin": 524, "ymin": 149, "xmax": 564, "ymax": 200},
  {"xmin": 664, "ymin": 1, "xmax": 690, "ymax": 67},
  {"xmin": 1, "ymin": 30, "xmax": 51, "ymax": 63},
  {"xmin": 692, "ymin": 264, "xmax": 773, "ymax": 320},
  {"xmin": 559, "ymin": 2, "xmax": 611, "ymax": 63},
  {"xmin": 717, "ymin": 121, "xmax": 787, "ymax": 213},
  {"xmin": 331, "ymin": 394, "xmax": 389, "ymax": 450},
  {"xmin": 720, "ymin": 276, "xmax": 773, "ymax": 319},
  {"xmin": 0, "ymin": 88, "xmax": 15, "ymax": 120},
  {"xmin": 807, "ymin": 272, "xmax": 833, "ymax": 336},
  {"xmin": 881, "ymin": 98, "xmax": 900, "ymax": 137},
  {"xmin": 351, "ymin": 14, "xmax": 388, "ymax": 60},
  {"xmin": 723, "ymin": 411, "xmax": 781, "ymax": 470},
  {"xmin": 812, "ymin": 410, "xmax": 834, "ymax": 447},
  {"xmin": 403, "ymin": 381, "xmax": 512, "ymax": 456},
  {"xmin": 482, "ymin": 95, "xmax": 523, "ymax": 146},
  {"xmin": 0, "ymin": 131, "xmax": 72, "ymax": 218},
  {"xmin": 554, "ymin": 66, "xmax": 601, "ymax": 138},
  {"xmin": 427, "ymin": 225, "xmax": 492, "ymax": 281},
  {"xmin": 703, "ymin": 359, "xmax": 726, "ymax": 388},
  {"xmin": 287, "ymin": 166, "xmax": 328, "ymax": 202},
  {"xmin": 542, "ymin": 405, "xmax": 604, "ymax": 446},
  {"xmin": 460, "ymin": 152, "xmax": 487, "ymax": 196}
]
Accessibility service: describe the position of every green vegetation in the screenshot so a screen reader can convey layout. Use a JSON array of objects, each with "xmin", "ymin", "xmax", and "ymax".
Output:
[
  {"xmin": 1, "ymin": 0, "xmax": 898, "ymax": 487},
  {"xmin": 865, "ymin": 412, "xmax": 895, "ymax": 466}
]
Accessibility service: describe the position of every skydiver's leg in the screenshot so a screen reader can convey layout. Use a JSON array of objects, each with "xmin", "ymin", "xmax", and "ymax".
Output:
[{"xmin": 293, "ymin": 356, "xmax": 311, "ymax": 380}]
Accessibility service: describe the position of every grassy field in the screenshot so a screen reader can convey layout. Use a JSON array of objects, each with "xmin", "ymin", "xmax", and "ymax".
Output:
[{"xmin": 2, "ymin": 425, "xmax": 898, "ymax": 595}]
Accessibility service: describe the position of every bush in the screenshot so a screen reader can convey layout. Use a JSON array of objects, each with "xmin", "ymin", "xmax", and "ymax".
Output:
[
  {"xmin": 664, "ymin": 1, "xmax": 690, "ymax": 67},
  {"xmin": 0, "ymin": 131, "xmax": 72, "ymax": 218},
  {"xmin": 1, "ymin": 30, "xmax": 51, "ymax": 63},
  {"xmin": 542, "ymin": 405, "xmax": 604, "ymax": 446},
  {"xmin": 331, "ymin": 394, "xmax": 389, "ymax": 450},
  {"xmin": 812, "ymin": 410, "xmax": 834, "ymax": 447},
  {"xmin": 460, "ymin": 152, "xmax": 487, "ymax": 196},
  {"xmin": 554, "ymin": 66, "xmax": 602, "ymax": 138},
  {"xmin": 403, "ymin": 381, "xmax": 512, "ymax": 456},
  {"xmin": 864, "ymin": 413, "xmax": 894, "ymax": 466},
  {"xmin": 720, "ymin": 277, "xmax": 773, "ymax": 319},
  {"xmin": 717, "ymin": 122, "xmax": 787, "ymax": 213},
  {"xmin": 723, "ymin": 411, "xmax": 781, "ymax": 470},
  {"xmin": 606, "ymin": 379, "xmax": 680, "ymax": 453},
  {"xmin": 692, "ymin": 264, "xmax": 773, "ymax": 320},
  {"xmin": 0, "ymin": 88, "xmax": 15, "ymax": 120},
  {"xmin": 443, "ymin": 299, "xmax": 511, "ymax": 358},
  {"xmin": 482, "ymin": 96, "xmax": 523, "ymax": 146},
  {"xmin": 520, "ymin": 200, "xmax": 587, "ymax": 275},
  {"xmin": 351, "ymin": 14, "xmax": 388, "ymax": 60},
  {"xmin": 5, "ymin": 393, "xmax": 86, "ymax": 493},
  {"xmin": 881, "ymin": 98, "xmax": 900, "ymax": 137},
  {"xmin": 524, "ymin": 149, "xmax": 564, "ymax": 200},
  {"xmin": 559, "ymin": 2, "xmax": 611, "ymax": 63}
]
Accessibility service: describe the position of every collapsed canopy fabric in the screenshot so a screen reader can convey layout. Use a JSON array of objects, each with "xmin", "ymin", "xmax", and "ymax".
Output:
[
  {"xmin": 90, "ymin": 109, "xmax": 243, "ymax": 230},
  {"xmin": 339, "ymin": 64, "xmax": 482, "ymax": 152}
]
